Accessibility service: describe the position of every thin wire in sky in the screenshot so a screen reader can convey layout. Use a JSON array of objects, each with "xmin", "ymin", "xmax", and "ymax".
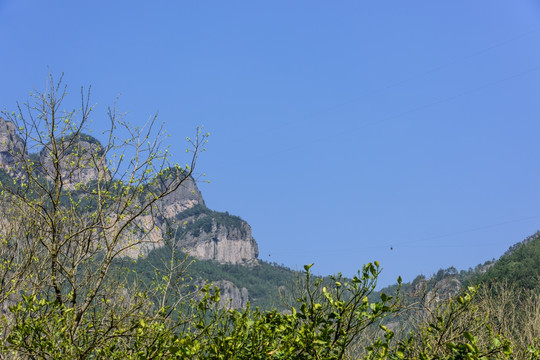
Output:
[
  {"xmin": 268, "ymin": 213, "xmax": 540, "ymax": 256},
  {"xmin": 231, "ymin": 26, "xmax": 540, "ymax": 144},
  {"xmin": 232, "ymin": 63, "xmax": 540, "ymax": 168}
]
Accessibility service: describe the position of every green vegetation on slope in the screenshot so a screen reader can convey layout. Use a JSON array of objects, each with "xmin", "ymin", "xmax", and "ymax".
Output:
[
  {"xmin": 171, "ymin": 204, "xmax": 247, "ymax": 238},
  {"xmin": 473, "ymin": 231, "xmax": 540, "ymax": 291},
  {"xmin": 122, "ymin": 244, "xmax": 297, "ymax": 310}
]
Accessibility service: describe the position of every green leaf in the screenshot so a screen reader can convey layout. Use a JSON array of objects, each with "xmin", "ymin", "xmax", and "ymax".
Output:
[{"xmin": 463, "ymin": 331, "xmax": 474, "ymax": 343}]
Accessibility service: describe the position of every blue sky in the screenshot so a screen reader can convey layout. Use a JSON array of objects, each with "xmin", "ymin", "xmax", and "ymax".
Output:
[{"xmin": 1, "ymin": 1, "xmax": 540, "ymax": 287}]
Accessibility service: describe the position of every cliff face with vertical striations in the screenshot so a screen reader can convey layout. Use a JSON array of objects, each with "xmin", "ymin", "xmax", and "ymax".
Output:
[
  {"xmin": 213, "ymin": 280, "xmax": 249, "ymax": 309},
  {"xmin": 157, "ymin": 173, "xmax": 206, "ymax": 217},
  {"xmin": 0, "ymin": 118, "xmax": 25, "ymax": 177},
  {"xmin": 39, "ymin": 133, "xmax": 111, "ymax": 189},
  {"xmin": 181, "ymin": 220, "xmax": 259, "ymax": 265}
]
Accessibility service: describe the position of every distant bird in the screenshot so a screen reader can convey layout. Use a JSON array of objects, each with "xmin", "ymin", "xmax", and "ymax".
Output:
[{"xmin": 390, "ymin": 246, "xmax": 393, "ymax": 251}]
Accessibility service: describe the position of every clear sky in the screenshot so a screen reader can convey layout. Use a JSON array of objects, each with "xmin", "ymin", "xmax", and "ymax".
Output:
[{"xmin": 1, "ymin": 1, "xmax": 540, "ymax": 287}]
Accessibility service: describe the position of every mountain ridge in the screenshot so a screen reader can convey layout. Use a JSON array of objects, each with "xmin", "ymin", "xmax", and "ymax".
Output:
[{"xmin": 0, "ymin": 117, "xmax": 259, "ymax": 266}]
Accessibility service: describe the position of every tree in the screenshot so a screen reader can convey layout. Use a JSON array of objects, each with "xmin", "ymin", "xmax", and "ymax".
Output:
[{"xmin": 0, "ymin": 73, "xmax": 208, "ymax": 358}]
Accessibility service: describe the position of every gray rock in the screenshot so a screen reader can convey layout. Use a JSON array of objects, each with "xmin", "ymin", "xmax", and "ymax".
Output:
[
  {"xmin": 0, "ymin": 118, "xmax": 24, "ymax": 155},
  {"xmin": 195, "ymin": 280, "xmax": 249, "ymax": 309},
  {"xmin": 0, "ymin": 118, "xmax": 26, "ymax": 177},
  {"xmin": 157, "ymin": 172, "xmax": 205, "ymax": 218},
  {"xmin": 426, "ymin": 277, "xmax": 462, "ymax": 306},
  {"xmin": 181, "ymin": 220, "xmax": 259, "ymax": 265},
  {"xmin": 39, "ymin": 133, "xmax": 110, "ymax": 189},
  {"xmin": 214, "ymin": 280, "xmax": 249, "ymax": 309},
  {"xmin": 0, "ymin": 119, "xmax": 259, "ymax": 265}
]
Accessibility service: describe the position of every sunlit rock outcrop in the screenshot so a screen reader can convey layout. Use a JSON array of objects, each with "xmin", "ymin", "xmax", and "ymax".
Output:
[
  {"xmin": 39, "ymin": 133, "xmax": 110, "ymax": 189},
  {"xmin": 0, "ymin": 122, "xmax": 260, "ymax": 266},
  {"xmin": 181, "ymin": 220, "xmax": 259, "ymax": 265},
  {"xmin": 0, "ymin": 118, "xmax": 25, "ymax": 177}
]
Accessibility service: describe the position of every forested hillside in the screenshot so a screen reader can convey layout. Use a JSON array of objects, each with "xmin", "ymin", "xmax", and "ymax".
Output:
[
  {"xmin": 124, "ymin": 245, "xmax": 298, "ymax": 310},
  {"xmin": 473, "ymin": 231, "xmax": 540, "ymax": 290}
]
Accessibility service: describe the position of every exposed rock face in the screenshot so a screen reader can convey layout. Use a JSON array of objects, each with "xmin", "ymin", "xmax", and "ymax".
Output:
[
  {"xmin": 114, "ymin": 213, "xmax": 165, "ymax": 258},
  {"xmin": 195, "ymin": 280, "xmax": 249, "ymax": 309},
  {"xmin": 117, "ymin": 176, "xmax": 207, "ymax": 258},
  {"xmin": 0, "ymin": 152, "xmax": 19, "ymax": 175},
  {"xmin": 0, "ymin": 118, "xmax": 24, "ymax": 155},
  {"xmin": 181, "ymin": 221, "xmax": 259, "ymax": 265},
  {"xmin": 158, "ymin": 175, "xmax": 205, "ymax": 218},
  {"xmin": 214, "ymin": 280, "xmax": 249, "ymax": 309},
  {"xmin": 39, "ymin": 134, "xmax": 110, "ymax": 189},
  {"xmin": 0, "ymin": 118, "xmax": 25, "ymax": 177},
  {"xmin": 426, "ymin": 277, "xmax": 462, "ymax": 306},
  {"xmin": 0, "ymin": 122, "xmax": 259, "ymax": 265},
  {"xmin": 97, "ymin": 171, "xmax": 258, "ymax": 264}
]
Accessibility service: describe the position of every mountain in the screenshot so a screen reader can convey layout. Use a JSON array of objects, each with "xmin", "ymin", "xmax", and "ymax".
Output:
[
  {"xmin": 0, "ymin": 118, "xmax": 258, "ymax": 264},
  {"xmin": 0, "ymin": 117, "xmax": 292, "ymax": 309}
]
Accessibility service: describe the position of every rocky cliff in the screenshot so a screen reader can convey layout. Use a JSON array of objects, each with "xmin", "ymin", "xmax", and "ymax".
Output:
[
  {"xmin": 215, "ymin": 280, "xmax": 249, "ymax": 309},
  {"xmin": 0, "ymin": 119, "xmax": 259, "ymax": 266},
  {"xmin": 181, "ymin": 220, "xmax": 259, "ymax": 265},
  {"xmin": 39, "ymin": 133, "xmax": 110, "ymax": 189},
  {"xmin": 167, "ymin": 204, "xmax": 259, "ymax": 265},
  {"xmin": 157, "ymin": 170, "xmax": 206, "ymax": 218},
  {"xmin": 0, "ymin": 118, "xmax": 25, "ymax": 177}
]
